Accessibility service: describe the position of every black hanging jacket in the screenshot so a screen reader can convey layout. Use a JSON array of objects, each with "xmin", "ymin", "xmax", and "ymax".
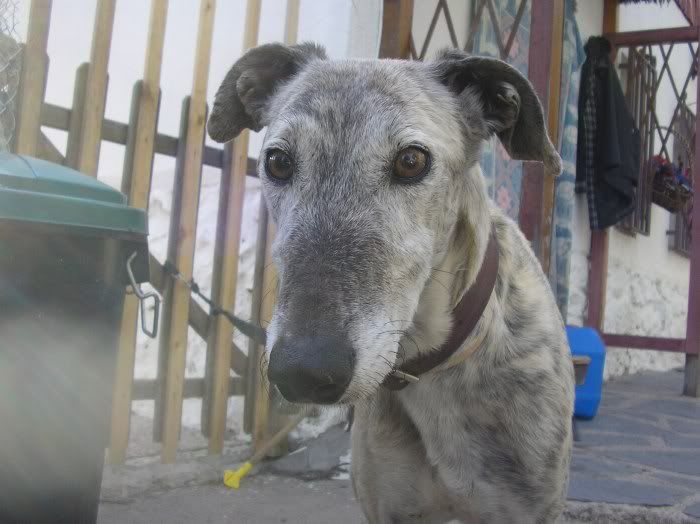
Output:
[{"xmin": 576, "ymin": 36, "xmax": 641, "ymax": 229}]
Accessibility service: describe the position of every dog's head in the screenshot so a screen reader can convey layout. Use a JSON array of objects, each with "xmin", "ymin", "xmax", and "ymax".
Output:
[{"xmin": 208, "ymin": 43, "xmax": 558, "ymax": 404}]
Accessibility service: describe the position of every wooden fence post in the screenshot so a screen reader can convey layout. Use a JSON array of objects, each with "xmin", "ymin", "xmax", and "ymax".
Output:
[
  {"xmin": 247, "ymin": 0, "xmax": 300, "ymax": 453},
  {"xmin": 158, "ymin": 0, "xmax": 217, "ymax": 464},
  {"xmin": 201, "ymin": 0, "xmax": 262, "ymax": 454},
  {"xmin": 76, "ymin": 0, "xmax": 116, "ymax": 177},
  {"xmin": 14, "ymin": 0, "xmax": 52, "ymax": 157},
  {"xmin": 108, "ymin": 0, "xmax": 169, "ymax": 465}
]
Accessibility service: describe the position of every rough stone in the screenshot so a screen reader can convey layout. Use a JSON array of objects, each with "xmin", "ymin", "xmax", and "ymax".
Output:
[
  {"xmin": 567, "ymin": 477, "xmax": 690, "ymax": 506},
  {"xmin": 574, "ymin": 432, "xmax": 653, "ymax": 448},
  {"xmin": 606, "ymin": 450, "xmax": 700, "ymax": 476},
  {"xmin": 666, "ymin": 416, "xmax": 700, "ymax": 435},
  {"xmin": 637, "ymin": 399, "xmax": 700, "ymax": 420},
  {"xmin": 570, "ymin": 452, "xmax": 644, "ymax": 478},
  {"xmin": 576, "ymin": 413, "xmax": 672, "ymax": 439},
  {"xmin": 266, "ymin": 424, "xmax": 350, "ymax": 479},
  {"xmin": 683, "ymin": 501, "xmax": 700, "ymax": 519}
]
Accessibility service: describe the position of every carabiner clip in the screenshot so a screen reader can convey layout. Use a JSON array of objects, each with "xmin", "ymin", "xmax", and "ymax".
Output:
[{"xmin": 126, "ymin": 252, "xmax": 160, "ymax": 338}]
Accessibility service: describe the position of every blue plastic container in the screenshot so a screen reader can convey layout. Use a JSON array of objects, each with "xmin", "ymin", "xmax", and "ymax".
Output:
[{"xmin": 566, "ymin": 326, "xmax": 606, "ymax": 419}]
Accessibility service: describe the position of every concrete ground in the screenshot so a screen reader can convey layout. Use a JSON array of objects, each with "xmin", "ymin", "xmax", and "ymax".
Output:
[{"xmin": 99, "ymin": 369, "xmax": 700, "ymax": 523}]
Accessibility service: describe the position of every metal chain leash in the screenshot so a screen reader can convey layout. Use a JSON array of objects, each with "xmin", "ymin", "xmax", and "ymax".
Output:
[{"xmin": 162, "ymin": 260, "xmax": 267, "ymax": 345}]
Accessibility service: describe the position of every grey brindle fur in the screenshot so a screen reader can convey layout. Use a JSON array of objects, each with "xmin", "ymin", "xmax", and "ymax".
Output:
[{"xmin": 208, "ymin": 43, "xmax": 574, "ymax": 523}]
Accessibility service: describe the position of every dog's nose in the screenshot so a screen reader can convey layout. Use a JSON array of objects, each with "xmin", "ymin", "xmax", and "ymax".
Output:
[{"xmin": 267, "ymin": 335, "xmax": 355, "ymax": 404}]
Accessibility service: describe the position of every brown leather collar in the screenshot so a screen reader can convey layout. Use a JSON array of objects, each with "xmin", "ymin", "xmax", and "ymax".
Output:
[{"xmin": 382, "ymin": 227, "xmax": 500, "ymax": 391}]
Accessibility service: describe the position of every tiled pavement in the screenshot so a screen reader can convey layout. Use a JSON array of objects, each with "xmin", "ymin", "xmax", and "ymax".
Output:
[
  {"xmin": 571, "ymin": 368, "xmax": 700, "ymax": 520},
  {"xmin": 100, "ymin": 369, "xmax": 700, "ymax": 523}
]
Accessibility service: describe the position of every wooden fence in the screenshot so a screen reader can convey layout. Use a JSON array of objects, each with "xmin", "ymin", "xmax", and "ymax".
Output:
[{"xmin": 12, "ymin": 0, "xmax": 299, "ymax": 464}]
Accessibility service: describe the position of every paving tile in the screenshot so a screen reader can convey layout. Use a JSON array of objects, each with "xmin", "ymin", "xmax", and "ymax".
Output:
[
  {"xmin": 662, "ymin": 433, "xmax": 700, "ymax": 449},
  {"xmin": 574, "ymin": 432, "xmax": 653, "ymax": 448},
  {"xmin": 635, "ymin": 399, "xmax": 700, "ymax": 421},
  {"xmin": 570, "ymin": 452, "xmax": 644, "ymax": 478},
  {"xmin": 577, "ymin": 414, "xmax": 672, "ymax": 439},
  {"xmin": 567, "ymin": 476, "xmax": 690, "ymax": 506},
  {"xmin": 651, "ymin": 471, "xmax": 700, "ymax": 492},
  {"xmin": 604, "ymin": 450, "xmax": 700, "ymax": 476},
  {"xmin": 666, "ymin": 416, "xmax": 700, "ymax": 435},
  {"xmin": 684, "ymin": 501, "xmax": 700, "ymax": 519}
]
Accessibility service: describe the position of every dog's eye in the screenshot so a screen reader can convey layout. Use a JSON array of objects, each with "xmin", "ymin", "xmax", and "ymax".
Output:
[
  {"xmin": 265, "ymin": 149, "xmax": 293, "ymax": 181},
  {"xmin": 393, "ymin": 147, "xmax": 430, "ymax": 182}
]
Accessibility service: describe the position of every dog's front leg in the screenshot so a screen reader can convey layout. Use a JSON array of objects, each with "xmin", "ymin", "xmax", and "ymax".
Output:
[{"xmin": 350, "ymin": 391, "xmax": 456, "ymax": 524}]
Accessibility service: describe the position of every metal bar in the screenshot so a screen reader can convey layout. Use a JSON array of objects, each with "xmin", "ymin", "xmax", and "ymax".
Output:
[
  {"xmin": 605, "ymin": 26, "xmax": 700, "ymax": 47},
  {"xmin": 586, "ymin": 230, "xmax": 609, "ymax": 330},
  {"xmin": 440, "ymin": 0, "xmax": 460, "ymax": 49},
  {"xmin": 465, "ymin": 0, "xmax": 487, "ymax": 53},
  {"xmin": 503, "ymin": 0, "xmax": 528, "ymax": 59},
  {"xmin": 601, "ymin": 334, "xmax": 687, "ymax": 353},
  {"xmin": 484, "ymin": 0, "xmax": 507, "ymax": 59},
  {"xmin": 519, "ymin": 0, "xmax": 565, "ymax": 274},
  {"xmin": 76, "ymin": 0, "xmax": 116, "ymax": 176},
  {"xmin": 14, "ymin": 0, "xmax": 52, "ymax": 156},
  {"xmin": 203, "ymin": 0, "xmax": 262, "ymax": 454},
  {"xmin": 160, "ymin": 0, "xmax": 218, "ymax": 463},
  {"xmin": 108, "ymin": 0, "xmax": 169, "ymax": 467},
  {"xmin": 418, "ymin": 0, "xmax": 443, "ymax": 60},
  {"xmin": 133, "ymin": 377, "xmax": 245, "ymax": 401},
  {"xmin": 379, "ymin": 0, "xmax": 414, "ymax": 59},
  {"xmin": 683, "ymin": 32, "xmax": 700, "ymax": 396}
]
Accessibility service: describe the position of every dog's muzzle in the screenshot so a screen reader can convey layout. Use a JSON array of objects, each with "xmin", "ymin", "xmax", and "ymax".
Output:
[{"xmin": 267, "ymin": 335, "xmax": 355, "ymax": 404}]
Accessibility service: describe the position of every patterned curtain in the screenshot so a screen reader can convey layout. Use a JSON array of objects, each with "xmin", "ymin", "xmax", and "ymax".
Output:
[{"xmin": 472, "ymin": 0, "xmax": 584, "ymax": 319}]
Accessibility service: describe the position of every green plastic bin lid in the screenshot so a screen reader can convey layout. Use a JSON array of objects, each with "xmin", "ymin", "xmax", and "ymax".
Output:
[{"xmin": 0, "ymin": 153, "xmax": 147, "ymax": 237}]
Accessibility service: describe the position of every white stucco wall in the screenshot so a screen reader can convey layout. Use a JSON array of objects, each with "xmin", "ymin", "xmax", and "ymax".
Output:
[{"xmin": 570, "ymin": 2, "xmax": 691, "ymax": 379}]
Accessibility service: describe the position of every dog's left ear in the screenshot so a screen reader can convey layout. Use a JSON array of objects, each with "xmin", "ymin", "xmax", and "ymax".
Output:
[
  {"xmin": 432, "ymin": 49, "xmax": 561, "ymax": 174},
  {"xmin": 208, "ymin": 42, "xmax": 327, "ymax": 143}
]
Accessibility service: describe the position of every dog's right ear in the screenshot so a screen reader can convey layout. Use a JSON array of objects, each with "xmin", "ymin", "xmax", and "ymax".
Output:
[{"xmin": 207, "ymin": 42, "xmax": 327, "ymax": 143}]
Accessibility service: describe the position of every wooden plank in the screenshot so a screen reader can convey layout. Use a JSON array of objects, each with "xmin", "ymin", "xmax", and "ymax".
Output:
[
  {"xmin": 75, "ymin": 0, "xmax": 116, "ymax": 176},
  {"xmin": 539, "ymin": 0, "xmax": 565, "ymax": 275},
  {"xmin": 148, "ymin": 253, "xmax": 249, "ymax": 377},
  {"xmin": 108, "ymin": 0, "xmax": 169, "ymax": 466},
  {"xmin": 254, "ymin": 219, "xmax": 278, "ymax": 453},
  {"xmin": 379, "ymin": 0, "xmax": 414, "ymax": 58},
  {"xmin": 37, "ymin": 131, "xmax": 64, "ymax": 165},
  {"xmin": 684, "ymin": 45, "xmax": 700, "ymax": 397},
  {"xmin": 133, "ymin": 377, "xmax": 245, "ymax": 401},
  {"xmin": 65, "ymin": 63, "xmax": 89, "ymax": 169},
  {"xmin": 601, "ymin": 334, "xmax": 686, "ymax": 353},
  {"xmin": 244, "ymin": 203, "xmax": 269, "ymax": 433},
  {"xmin": 14, "ymin": 0, "xmax": 52, "ymax": 156},
  {"xmin": 202, "ymin": 0, "xmax": 262, "ymax": 452},
  {"xmin": 160, "ymin": 0, "xmax": 217, "ymax": 464},
  {"xmin": 154, "ymin": 97, "xmax": 191, "ymax": 445},
  {"xmin": 40, "ymin": 101, "xmax": 254, "ymax": 172}
]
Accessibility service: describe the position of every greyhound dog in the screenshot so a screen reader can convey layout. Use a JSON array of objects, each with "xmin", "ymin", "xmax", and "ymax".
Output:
[{"xmin": 208, "ymin": 43, "xmax": 574, "ymax": 523}]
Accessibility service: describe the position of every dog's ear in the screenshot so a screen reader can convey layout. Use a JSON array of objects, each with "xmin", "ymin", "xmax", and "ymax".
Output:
[
  {"xmin": 207, "ymin": 42, "xmax": 327, "ymax": 143},
  {"xmin": 432, "ymin": 49, "xmax": 561, "ymax": 174}
]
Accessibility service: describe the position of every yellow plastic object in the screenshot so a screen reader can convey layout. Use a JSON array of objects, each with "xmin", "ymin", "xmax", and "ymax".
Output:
[{"xmin": 224, "ymin": 462, "xmax": 253, "ymax": 489}]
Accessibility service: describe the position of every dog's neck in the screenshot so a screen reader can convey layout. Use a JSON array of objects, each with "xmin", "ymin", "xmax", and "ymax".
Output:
[{"xmin": 398, "ymin": 168, "xmax": 495, "ymax": 365}]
